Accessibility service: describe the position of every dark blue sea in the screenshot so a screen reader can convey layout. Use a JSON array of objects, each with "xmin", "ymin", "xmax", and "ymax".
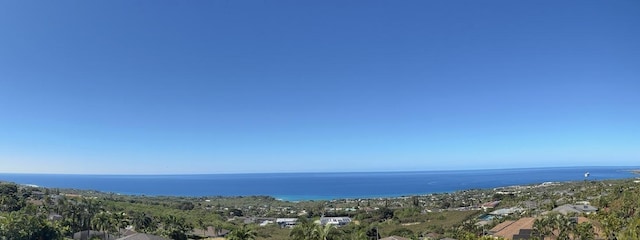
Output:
[{"xmin": 0, "ymin": 166, "xmax": 637, "ymax": 201}]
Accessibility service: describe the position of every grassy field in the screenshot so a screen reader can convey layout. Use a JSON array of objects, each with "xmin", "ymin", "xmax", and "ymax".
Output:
[{"xmin": 378, "ymin": 210, "xmax": 480, "ymax": 236}]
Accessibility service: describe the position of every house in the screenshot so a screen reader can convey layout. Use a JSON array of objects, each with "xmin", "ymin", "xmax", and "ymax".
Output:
[
  {"xmin": 490, "ymin": 207, "xmax": 524, "ymax": 216},
  {"xmin": 552, "ymin": 204, "xmax": 598, "ymax": 215},
  {"xmin": 481, "ymin": 201, "xmax": 500, "ymax": 210},
  {"xmin": 489, "ymin": 217, "xmax": 536, "ymax": 240},
  {"xmin": 276, "ymin": 218, "xmax": 298, "ymax": 228},
  {"xmin": 320, "ymin": 216, "xmax": 352, "ymax": 226},
  {"xmin": 31, "ymin": 191, "xmax": 46, "ymax": 199},
  {"xmin": 490, "ymin": 216, "xmax": 601, "ymax": 240},
  {"xmin": 512, "ymin": 229, "xmax": 535, "ymax": 240},
  {"xmin": 259, "ymin": 220, "xmax": 274, "ymax": 226}
]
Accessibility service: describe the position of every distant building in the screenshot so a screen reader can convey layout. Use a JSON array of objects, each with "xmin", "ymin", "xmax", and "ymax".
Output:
[
  {"xmin": 276, "ymin": 218, "xmax": 298, "ymax": 228},
  {"xmin": 481, "ymin": 200, "xmax": 500, "ymax": 210},
  {"xmin": 552, "ymin": 204, "xmax": 598, "ymax": 215},
  {"xmin": 490, "ymin": 216, "xmax": 600, "ymax": 239},
  {"xmin": 259, "ymin": 220, "xmax": 274, "ymax": 226},
  {"xmin": 490, "ymin": 207, "xmax": 524, "ymax": 216},
  {"xmin": 320, "ymin": 216, "xmax": 352, "ymax": 226},
  {"xmin": 31, "ymin": 191, "xmax": 45, "ymax": 199},
  {"xmin": 489, "ymin": 217, "xmax": 536, "ymax": 240}
]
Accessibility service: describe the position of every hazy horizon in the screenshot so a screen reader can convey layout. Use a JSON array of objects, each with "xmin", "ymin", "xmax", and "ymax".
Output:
[
  {"xmin": 1, "ymin": 1, "xmax": 639, "ymax": 174},
  {"xmin": 0, "ymin": 165, "xmax": 639, "ymax": 176}
]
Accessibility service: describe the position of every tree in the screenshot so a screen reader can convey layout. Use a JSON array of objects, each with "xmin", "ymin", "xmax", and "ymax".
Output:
[
  {"xmin": 79, "ymin": 198, "xmax": 101, "ymax": 239},
  {"xmin": 0, "ymin": 183, "xmax": 24, "ymax": 212},
  {"xmin": 290, "ymin": 217, "xmax": 316, "ymax": 240},
  {"xmin": 197, "ymin": 218, "xmax": 208, "ymax": 236},
  {"xmin": 0, "ymin": 211, "xmax": 63, "ymax": 240},
  {"xmin": 113, "ymin": 212, "xmax": 129, "ymax": 236},
  {"xmin": 533, "ymin": 213, "xmax": 596, "ymax": 240},
  {"xmin": 375, "ymin": 207, "xmax": 394, "ymax": 221},
  {"xmin": 132, "ymin": 212, "xmax": 155, "ymax": 233},
  {"xmin": 575, "ymin": 222, "xmax": 595, "ymax": 240},
  {"xmin": 549, "ymin": 214, "xmax": 575, "ymax": 240},
  {"xmin": 618, "ymin": 217, "xmax": 640, "ymax": 239},
  {"xmin": 365, "ymin": 226, "xmax": 380, "ymax": 240},
  {"xmin": 228, "ymin": 224, "xmax": 257, "ymax": 240},
  {"xmin": 92, "ymin": 212, "xmax": 115, "ymax": 240},
  {"xmin": 533, "ymin": 218, "xmax": 549, "ymax": 239},
  {"xmin": 212, "ymin": 220, "xmax": 225, "ymax": 237},
  {"xmin": 176, "ymin": 201, "xmax": 195, "ymax": 210},
  {"xmin": 389, "ymin": 227, "xmax": 414, "ymax": 238},
  {"xmin": 162, "ymin": 215, "xmax": 192, "ymax": 240},
  {"xmin": 598, "ymin": 211, "xmax": 623, "ymax": 239},
  {"xmin": 314, "ymin": 224, "xmax": 337, "ymax": 240},
  {"xmin": 349, "ymin": 228, "xmax": 368, "ymax": 240},
  {"xmin": 229, "ymin": 208, "xmax": 244, "ymax": 217}
]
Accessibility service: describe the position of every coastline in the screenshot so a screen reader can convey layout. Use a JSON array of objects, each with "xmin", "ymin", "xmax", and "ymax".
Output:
[
  {"xmin": 3, "ymin": 169, "xmax": 639, "ymax": 240},
  {"xmin": 1, "ymin": 166, "xmax": 638, "ymax": 201}
]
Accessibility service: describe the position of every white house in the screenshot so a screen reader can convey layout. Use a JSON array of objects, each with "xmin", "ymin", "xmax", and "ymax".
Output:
[
  {"xmin": 320, "ymin": 217, "xmax": 352, "ymax": 226},
  {"xmin": 276, "ymin": 218, "xmax": 298, "ymax": 228}
]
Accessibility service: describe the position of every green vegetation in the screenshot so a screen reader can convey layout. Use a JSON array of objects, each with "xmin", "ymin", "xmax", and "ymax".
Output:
[{"xmin": 1, "ymin": 178, "xmax": 640, "ymax": 239}]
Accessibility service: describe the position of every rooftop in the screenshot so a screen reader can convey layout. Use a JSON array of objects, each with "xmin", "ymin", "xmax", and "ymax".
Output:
[{"xmin": 490, "ymin": 217, "xmax": 536, "ymax": 240}]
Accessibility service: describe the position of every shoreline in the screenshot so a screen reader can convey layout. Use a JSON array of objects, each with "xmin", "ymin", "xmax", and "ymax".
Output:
[
  {"xmin": 5, "ymin": 177, "xmax": 637, "ymax": 203},
  {"xmin": 2, "ymin": 166, "xmax": 638, "ymax": 201}
]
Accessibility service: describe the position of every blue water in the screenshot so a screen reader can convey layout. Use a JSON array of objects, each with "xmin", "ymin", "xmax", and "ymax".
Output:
[{"xmin": 0, "ymin": 166, "xmax": 637, "ymax": 201}]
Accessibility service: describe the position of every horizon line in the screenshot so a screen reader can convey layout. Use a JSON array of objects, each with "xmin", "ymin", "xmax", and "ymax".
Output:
[{"xmin": 1, "ymin": 165, "xmax": 638, "ymax": 176}]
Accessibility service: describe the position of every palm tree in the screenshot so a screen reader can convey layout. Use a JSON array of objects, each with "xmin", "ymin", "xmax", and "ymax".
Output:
[
  {"xmin": 228, "ymin": 224, "xmax": 257, "ymax": 240},
  {"xmin": 92, "ymin": 212, "xmax": 115, "ymax": 240},
  {"xmin": 575, "ymin": 222, "xmax": 595, "ymax": 240},
  {"xmin": 290, "ymin": 217, "xmax": 317, "ymax": 240},
  {"xmin": 161, "ymin": 215, "xmax": 192, "ymax": 240},
  {"xmin": 618, "ymin": 217, "xmax": 640, "ymax": 239},
  {"xmin": 132, "ymin": 212, "xmax": 154, "ymax": 233},
  {"xmin": 533, "ymin": 217, "xmax": 552, "ymax": 238},
  {"xmin": 598, "ymin": 211, "xmax": 623, "ymax": 239},
  {"xmin": 212, "ymin": 220, "xmax": 225, "ymax": 237},
  {"xmin": 80, "ymin": 198, "xmax": 101, "ymax": 239},
  {"xmin": 314, "ymin": 224, "xmax": 336, "ymax": 240},
  {"xmin": 197, "ymin": 218, "xmax": 208, "ymax": 237},
  {"xmin": 163, "ymin": 215, "xmax": 179, "ymax": 230},
  {"xmin": 43, "ymin": 195, "xmax": 54, "ymax": 213},
  {"xmin": 113, "ymin": 212, "xmax": 128, "ymax": 236},
  {"xmin": 61, "ymin": 202, "xmax": 84, "ymax": 233},
  {"xmin": 349, "ymin": 228, "xmax": 368, "ymax": 240}
]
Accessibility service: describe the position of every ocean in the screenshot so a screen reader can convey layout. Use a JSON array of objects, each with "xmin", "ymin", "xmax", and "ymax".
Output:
[{"xmin": 0, "ymin": 166, "xmax": 637, "ymax": 201}]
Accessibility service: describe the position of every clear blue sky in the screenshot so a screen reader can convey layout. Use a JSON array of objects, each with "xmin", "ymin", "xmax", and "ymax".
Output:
[{"xmin": 1, "ymin": 1, "xmax": 639, "ymax": 174}]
